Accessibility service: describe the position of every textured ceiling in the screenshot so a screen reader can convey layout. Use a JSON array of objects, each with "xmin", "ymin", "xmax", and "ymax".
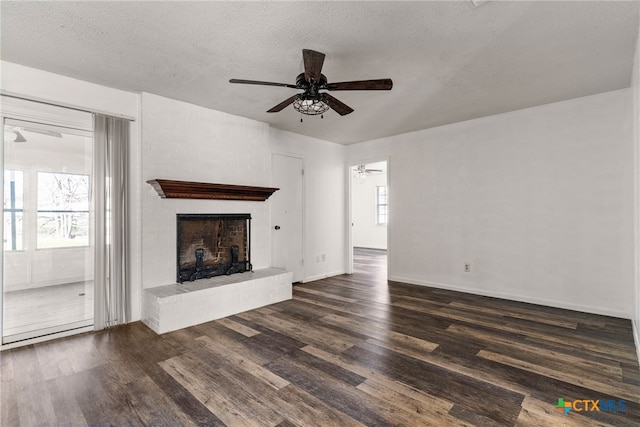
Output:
[{"xmin": 1, "ymin": 1, "xmax": 638, "ymax": 144}]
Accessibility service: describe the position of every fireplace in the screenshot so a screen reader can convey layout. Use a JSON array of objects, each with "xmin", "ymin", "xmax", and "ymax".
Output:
[{"xmin": 176, "ymin": 214, "xmax": 251, "ymax": 283}]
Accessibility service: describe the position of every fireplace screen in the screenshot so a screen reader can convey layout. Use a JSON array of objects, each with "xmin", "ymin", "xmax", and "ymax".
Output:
[{"xmin": 176, "ymin": 214, "xmax": 251, "ymax": 283}]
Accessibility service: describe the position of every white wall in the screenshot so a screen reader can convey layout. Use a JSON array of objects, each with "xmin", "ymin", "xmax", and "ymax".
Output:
[
  {"xmin": 347, "ymin": 89, "xmax": 635, "ymax": 318},
  {"xmin": 632, "ymin": 22, "xmax": 640, "ymax": 361},
  {"xmin": 141, "ymin": 93, "xmax": 271, "ymax": 288},
  {"xmin": 0, "ymin": 61, "xmax": 142, "ymax": 320},
  {"xmin": 352, "ymin": 172, "xmax": 387, "ymax": 250},
  {"xmin": 269, "ymin": 128, "xmax": 346, "ymax": 282}
]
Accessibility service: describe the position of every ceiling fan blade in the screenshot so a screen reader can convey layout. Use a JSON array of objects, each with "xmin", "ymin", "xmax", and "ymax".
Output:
[
  {"xmin": 303, "ymin": 49, "xmax": 325, "ymax": 83},
  {"xmin": 326, "ymin": 79, "xmax": 393, "ymax": 91},
  {"xmin": 13, "ymin": 130, "xmax": 27, "ymax": 143},
  {"xmin": 323, "ymin": 94, "xmax": 354, "ymax": 116},
  {"xmin": 267, "ymin": 95, "xmax": 299, "ymax": 113},
  {"xmin": 22, "ymin": 127, "xmax": 62, "ymax": 138},
  {"xmin": 229, "ymin": 79, "xmax": 297, "ymax": 89}
]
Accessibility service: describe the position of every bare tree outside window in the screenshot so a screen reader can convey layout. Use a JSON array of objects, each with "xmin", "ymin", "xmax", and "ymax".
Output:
[{"xmin": 37, "ymin": 172, "xmax": 90, "ymax": 248}]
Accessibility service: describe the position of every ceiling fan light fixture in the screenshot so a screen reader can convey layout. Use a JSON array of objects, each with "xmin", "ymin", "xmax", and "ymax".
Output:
[{"xmin": 292, "ymin": 94, "xmax": 329, "ymax": 116}]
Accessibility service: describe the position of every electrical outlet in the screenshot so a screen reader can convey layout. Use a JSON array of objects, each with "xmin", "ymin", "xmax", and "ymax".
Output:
[
  {"xmin": 464, "ymin": 263, "xmax": 471, "ymax": 272},
  {"xmin": 322, "ymin": 254, "xmax": 326, "ymax": 262}
]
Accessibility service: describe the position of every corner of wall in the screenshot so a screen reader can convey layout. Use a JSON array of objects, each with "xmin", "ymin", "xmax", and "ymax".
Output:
[{"xmin": 632, "ymin": 17, "xmax": 640, "ymax": 365}]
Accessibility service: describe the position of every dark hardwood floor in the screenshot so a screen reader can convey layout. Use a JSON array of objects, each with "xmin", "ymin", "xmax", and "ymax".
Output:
[{"xmin": 2, "ymin": 248, "xmax": 639, "ymax": 426}]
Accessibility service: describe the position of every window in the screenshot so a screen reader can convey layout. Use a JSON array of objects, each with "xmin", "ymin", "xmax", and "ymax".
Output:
[
  {"xmin": 37, "ymin": 172, "xmax": 90, "ymax": 249},
  {"xmin": 4, "ymin": 170, "xmax": 24, "ymax": 250},
  {"xmin": 376, "ymin": 185, "xmax": 387, "ymax": 225}
]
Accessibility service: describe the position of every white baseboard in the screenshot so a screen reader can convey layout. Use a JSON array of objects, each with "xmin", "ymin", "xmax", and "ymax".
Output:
[
  {"xmin": 302, "ymin": 270, "xmax": 345, "ymax": 283},
  {"xmin": 1, "ymin": 325, "xmax": 94, "ymax": 351},
  {"xmin": 5, "ymin": 276, "xmax": 91, "ymax": 293},
  {"xmin": 388, "ymin": 275, "xmax": 631, "ymax": 319},
  {"xmin": 633, "ymin": 320, "xmax": 640, "ymax": 367}
]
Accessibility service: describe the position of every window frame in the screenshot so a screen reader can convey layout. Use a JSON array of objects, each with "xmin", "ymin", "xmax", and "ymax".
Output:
[
  {"xmin": 36, "ymin": 171, "xmax": 91, "ymax": 250},
  {"xmin": 376, "ymin": 185, "xmax": 388, "ymax": 225},
  {"xmin": 3, "ymin": 169, "xmax": 24, "ymax": 251}
]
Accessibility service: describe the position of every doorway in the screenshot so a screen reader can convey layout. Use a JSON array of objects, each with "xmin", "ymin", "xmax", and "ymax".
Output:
[
  {"xmin": 2, "ymin": 118, "xmax": 94, "ymax": 344},
  {"xmin": 348, "ymin": 159, "xmax": 388, "ymax": 274}
]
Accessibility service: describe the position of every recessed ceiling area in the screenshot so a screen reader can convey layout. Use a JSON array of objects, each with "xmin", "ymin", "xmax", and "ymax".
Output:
[{"xmin": 1, "ymin": 1, "xmax": 638, "ymax": 144}]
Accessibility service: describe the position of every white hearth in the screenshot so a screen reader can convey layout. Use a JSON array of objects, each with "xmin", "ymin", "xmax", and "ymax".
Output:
[{"xmin": 142, "ymin": 268, "xmax": 292, "ymax": 334}]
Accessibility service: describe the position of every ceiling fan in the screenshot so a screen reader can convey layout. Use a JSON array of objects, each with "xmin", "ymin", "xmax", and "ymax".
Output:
[
  {"xmin": 353, "ymin": 164, "xmax": 383, "ymax": 178},
  {"xmin": 229, "ymin": 49, "xmax": 392, "ymax": 119},
  {"xmin": 4, "ymin": 126, "xmax": 62, "ymax": 143},
  {"xmin": 354, "ymin": 164, "xmax": 383, "ymax": 174}
]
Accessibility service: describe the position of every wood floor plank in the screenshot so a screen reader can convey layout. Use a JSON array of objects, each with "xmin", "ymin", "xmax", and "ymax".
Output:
[
  {"xmin": 217, "ymin": 317, "xmax": 261, "ymax": 337},
  {"xmin": 515, "ymin": 396, "xmax": 616, "ymax": 427},
  {"xmin": 67, "ymin": 366, "xmax": 144, "ymax": 426},
  {"xmin": 355, "ymin": 377, "xmax": 468, "ymax": 426},
  {"xmin": 15, "ymin": 380, "xmax": 58, "ymax": 427},
  {"xmin": 120, "ymin": 375, "xmax": 200, "ymax": 427},
  {"xmin": 434, "ymin": 347, "xmax": 640, "ymax": 425},
  {"xmin": 46, "ymin": 375, "xmax": 89, "ymax": 426},
  {"xmin": 448, "ymin": 404, "xmax": 510, "ymax": 427},
  {"xmin": 433, "ymin": 305, "xmax": 638, "ymax": 363},
  {"xmin": 0, "ymin": 350, "xmax": 42, "ymax": 427},
  {"xmin": 237, "ymin": 309, "xmax": 359, "ymax": 353},
  {"xmin": 293, "ymin": 285, "xmax": 359, "ymax": 302},
  {"xmin": 343, "ymin": 341, "xmax": 526, "ymax": 425},
  {"xmin": 448, "ymin": 323, "xmax": 625, "ymax": 380},
  {"xmin": 477, "ymin": 349, "xmax": 640, "ymax": 402},
  {"xmin": 1, "ymin": 378, "xmax": 21, "ymax": 427},
  {"xmin": 141, "ymin": 357, "xmax": 227, "ymax": 426},
  {"xmin": 197, "ymin": 335, "xmax": 290, "ymax": 390},
  {"xmin": 3, "ymin": 345, "xmax": 60, "ymax": 426},
  {"xmin": 447, "ymin": 300, "xmax": 579, "ymax": 329},
  {"xmin": 196, "ymin": 321, "xmax": 275, "ymax": 365},
  {"xmin": 265, "ymin": 353, "xmax": 421, "ymax": 427},
  {"xmin": 274, "ymin": 384, "xmax": 366, "ymax": 427},
  {"xmin": 288, "ymin": 347, "xmax": 367, "ymax": 387},
  {"xmin": 161, "ymin": 353, "xmax": 280, "ymax": 427},
  {"xmin": 301, "ymin": 343, "xmax": 463, "ymax": 414}
]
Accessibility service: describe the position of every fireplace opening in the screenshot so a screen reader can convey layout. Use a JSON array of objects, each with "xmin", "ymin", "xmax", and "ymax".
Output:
[{"xmin": 176, "ymin": 214, "xmax": 252, "ymax": 283}]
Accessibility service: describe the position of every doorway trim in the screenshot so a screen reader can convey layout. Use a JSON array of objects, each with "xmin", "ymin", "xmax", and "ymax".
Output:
[
  {"xmin": 1, "ymin": 98, "xmax": 94, "ymax": 348},
  {"xmin": 346, "ymin": 156, "xmax": 390, "ymax": 275}
]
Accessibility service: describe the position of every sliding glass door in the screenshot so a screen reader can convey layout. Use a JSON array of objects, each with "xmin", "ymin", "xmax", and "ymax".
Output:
[{"xmin": 2, "ymin": 118, "xmax": 94, "ymax": 344}]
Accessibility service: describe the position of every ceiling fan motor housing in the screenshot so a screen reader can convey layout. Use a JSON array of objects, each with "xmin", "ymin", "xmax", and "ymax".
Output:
[{"xmin": 296, "ymin": 73, "xmax": 328, "ymax": 93}]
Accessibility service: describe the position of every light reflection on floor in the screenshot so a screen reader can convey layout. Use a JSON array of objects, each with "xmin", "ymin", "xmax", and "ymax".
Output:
[{"xmin": 3, "ymin": 281, "xmax": 94, "ymax": 338}]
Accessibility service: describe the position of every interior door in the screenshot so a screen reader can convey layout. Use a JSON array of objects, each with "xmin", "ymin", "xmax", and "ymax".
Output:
[{"xmin": 271, "ymin": 154, "xmax": 304, "ymax": 282}]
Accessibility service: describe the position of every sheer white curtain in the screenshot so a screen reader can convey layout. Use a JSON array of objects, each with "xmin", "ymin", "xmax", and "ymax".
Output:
[{"xmin": 93, "ymin": 114, "xmax": 130, "ymax": 329}]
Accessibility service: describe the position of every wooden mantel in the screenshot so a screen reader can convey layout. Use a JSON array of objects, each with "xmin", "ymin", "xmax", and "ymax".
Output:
[{"xmin": 147, "ymin": 179, "xmax": 279, "ymax": 201}]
